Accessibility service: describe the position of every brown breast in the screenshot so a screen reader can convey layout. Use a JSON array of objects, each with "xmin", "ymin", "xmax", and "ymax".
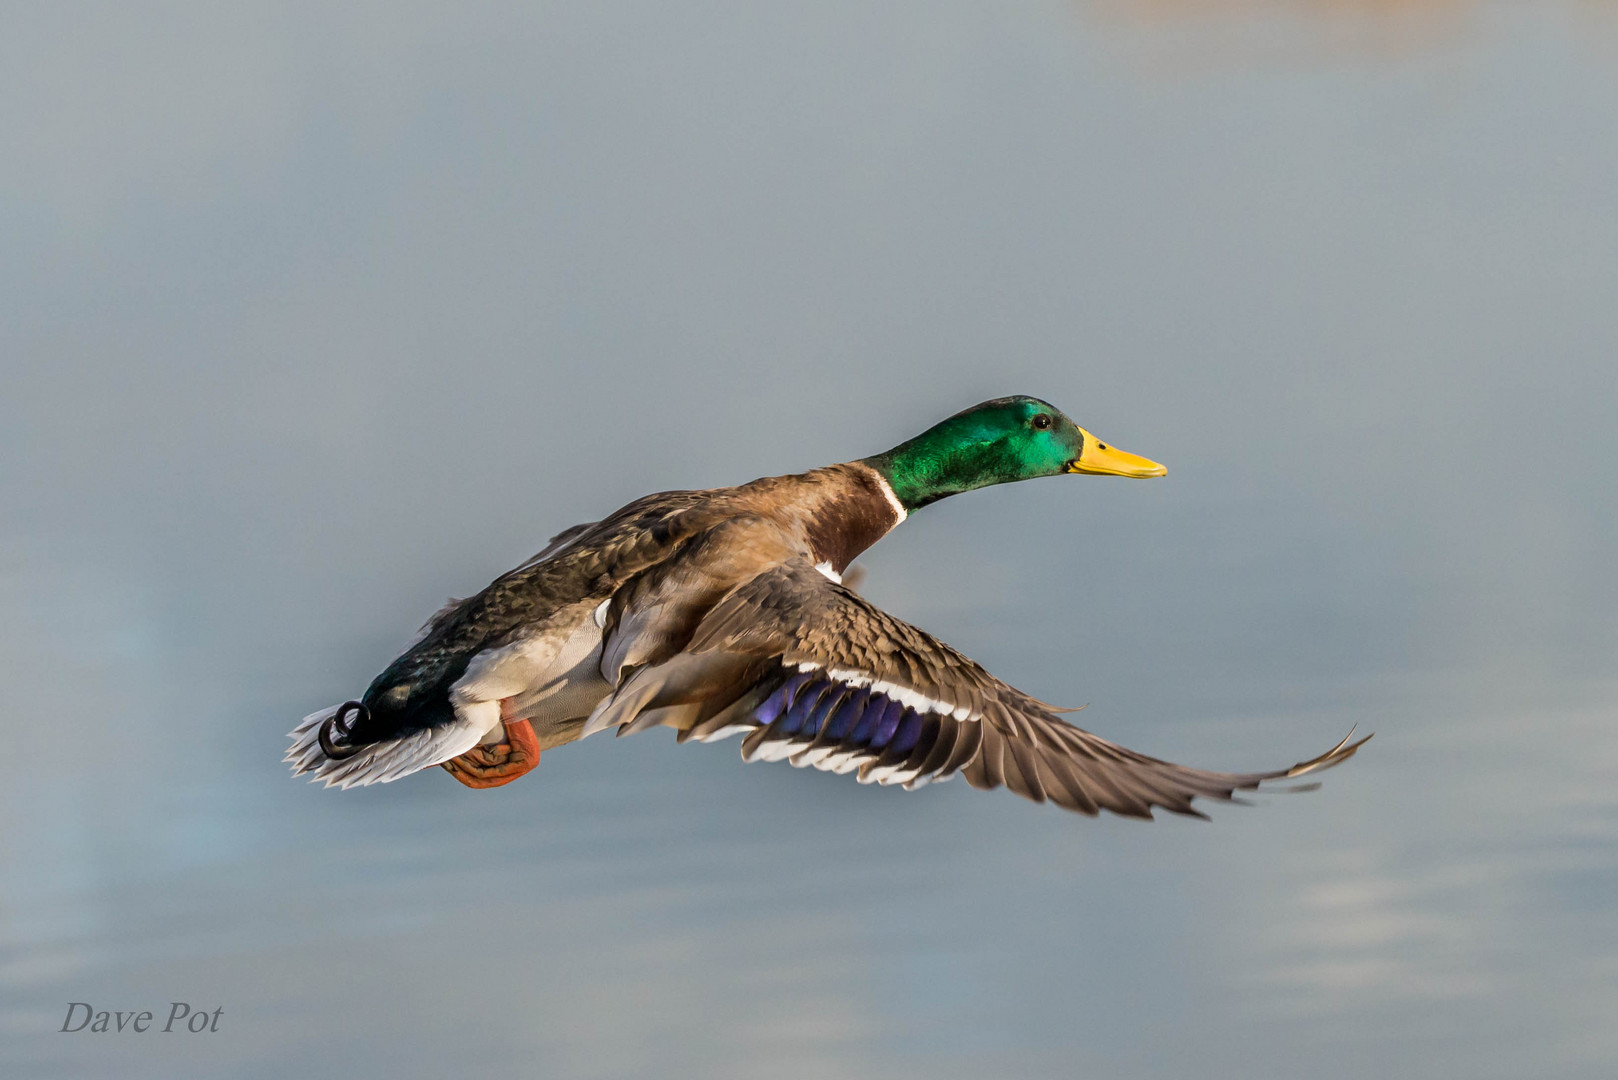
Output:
[{"xmin": 793, "ymin": 463, "xmax": 902, "ymax": 574}]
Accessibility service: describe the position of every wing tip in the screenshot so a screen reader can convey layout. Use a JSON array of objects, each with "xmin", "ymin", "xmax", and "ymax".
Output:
[{"xmin": 1282, "ymin": 724, "xmax": 1374, "ymax": 779}]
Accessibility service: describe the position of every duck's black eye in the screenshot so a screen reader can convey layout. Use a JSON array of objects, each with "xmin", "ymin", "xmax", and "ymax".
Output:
[{"xmin": 1032, "ymin": 414, "xmax": 1052, "ymax": 431}]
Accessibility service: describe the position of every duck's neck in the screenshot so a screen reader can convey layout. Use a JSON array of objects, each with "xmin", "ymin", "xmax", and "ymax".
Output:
[{"xmin": 860, "ymin": 422, "xmax": 1013, "ymax": 511}]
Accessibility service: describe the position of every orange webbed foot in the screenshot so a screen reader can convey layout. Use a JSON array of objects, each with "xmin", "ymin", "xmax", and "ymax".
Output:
[{"xmin": 442, "ymin": 716, "xmax": 541, "ymax": 789}]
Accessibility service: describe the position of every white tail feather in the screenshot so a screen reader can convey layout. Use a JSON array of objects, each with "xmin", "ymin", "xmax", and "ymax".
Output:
[{"xmin": 284, "ymin": 704, "xmax": 488, "ymax": 789}]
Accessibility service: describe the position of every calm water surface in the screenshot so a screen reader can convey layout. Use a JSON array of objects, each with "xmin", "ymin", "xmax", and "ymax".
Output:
[{"xmin": 3, "ymin": 2, "xmax": 1616, "ymax": 1077}]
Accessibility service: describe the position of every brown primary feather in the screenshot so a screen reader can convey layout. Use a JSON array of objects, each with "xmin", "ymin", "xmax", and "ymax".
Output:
[{"xmin": 598, "ymin": 556, "xmax": 1369, "ymax": 819}]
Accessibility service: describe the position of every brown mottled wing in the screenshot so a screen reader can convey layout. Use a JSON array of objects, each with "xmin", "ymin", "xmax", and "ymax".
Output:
[
  {"xmin": 518, "ymin": 520, "xmax": 600, "ymax": 568},
  {"xmin": 671, "ymin": 560, "xmax": 1368, "ymax": 819},
  {"xmin": 596, "ymin": 515, "xmax": 801, "ymax": 684},
  {"xmin": 414, "ymin": 490, "xmax": 718, "ymax": 658}
]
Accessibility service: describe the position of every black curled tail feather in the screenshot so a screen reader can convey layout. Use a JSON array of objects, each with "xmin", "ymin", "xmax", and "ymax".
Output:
[{"xmin": 318, "ymin": 700, "xmax": 368, "ymax": 760}]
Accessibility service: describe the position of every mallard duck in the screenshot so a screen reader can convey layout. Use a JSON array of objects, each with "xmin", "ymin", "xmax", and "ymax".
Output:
[{"xmin": 286, "ymin": 396, "xmax": 1367, "ymax": 818}]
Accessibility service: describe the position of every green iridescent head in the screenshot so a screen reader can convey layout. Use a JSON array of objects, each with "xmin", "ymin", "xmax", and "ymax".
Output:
[{"xmin": 861, "ymin": 395, "xmax": 1166, "ymax": 512}]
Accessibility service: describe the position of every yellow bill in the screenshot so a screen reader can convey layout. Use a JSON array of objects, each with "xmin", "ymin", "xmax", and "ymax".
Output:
[{"xmin": 1067, "ymin": 428, "xmax": 1167, "ymax": 478}]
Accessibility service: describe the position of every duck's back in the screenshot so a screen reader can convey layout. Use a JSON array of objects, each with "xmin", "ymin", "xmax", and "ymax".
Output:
[{"xmin": 287, "ymin": 463, "xmax": 904, "ymax": 786}]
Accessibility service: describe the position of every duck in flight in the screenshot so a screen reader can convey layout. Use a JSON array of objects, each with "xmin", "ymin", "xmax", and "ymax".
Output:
[{"xmin": 287, "ymin": 396, "xmax": 1368, "ymax": 819}]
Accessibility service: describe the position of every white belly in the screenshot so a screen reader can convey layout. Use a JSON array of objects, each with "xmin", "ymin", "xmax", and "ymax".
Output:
[{"xmin": 449, "ymin": 607, "xmax": 614, "ymax": 742}]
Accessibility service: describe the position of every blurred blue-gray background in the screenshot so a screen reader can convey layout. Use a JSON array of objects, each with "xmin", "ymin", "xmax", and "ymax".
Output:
[{"xmin": 4, "ymin": 2, "xmax": 1616, "ymax": 1077}]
